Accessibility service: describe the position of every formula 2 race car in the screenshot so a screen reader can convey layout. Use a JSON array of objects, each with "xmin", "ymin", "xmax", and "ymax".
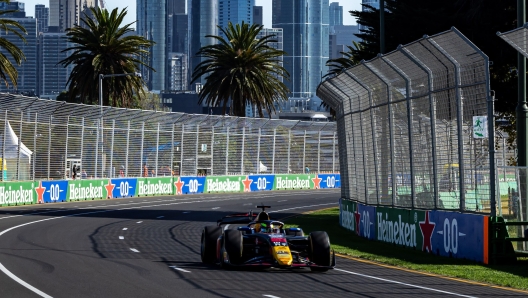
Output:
[{"xmin": 200, "ymin": 205, "xmax": 335, "ymax": 271}]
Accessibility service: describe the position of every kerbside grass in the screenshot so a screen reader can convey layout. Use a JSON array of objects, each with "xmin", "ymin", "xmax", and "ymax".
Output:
[{"xmin": 284, "ymin": 208, "xmax": 528, "ymax": 290}]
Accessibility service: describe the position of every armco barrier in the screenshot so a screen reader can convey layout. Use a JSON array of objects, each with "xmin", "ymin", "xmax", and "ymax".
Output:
[
  {"xmin": 339, "ymin": 198, "xmax": 489, "ymax": 263},
  {"xmin": 0, "ymin": 174, "xmax": 340, "ymax": 208}
]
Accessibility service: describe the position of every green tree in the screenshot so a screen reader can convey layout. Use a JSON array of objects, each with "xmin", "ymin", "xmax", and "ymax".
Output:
[
  {"xmin": 0, "ymin": 0, "xmax": 26, "ymax": 88},
  {"xmin": 132, "ymin": 92, "xmax": 171, "ymax": 112},
  {"xmin": 59, "ymin": 7, "xmax": 154, "ymax": 108},
  {"xmin": 191, "ymin": 21, "xmax": 290, "ymax": 117},
  {"xmin": 347, "ymin": 0, "xmax": 518, "ymax": 113}
]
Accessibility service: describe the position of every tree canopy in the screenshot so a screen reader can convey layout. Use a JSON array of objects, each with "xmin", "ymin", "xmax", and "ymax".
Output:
[{"xmin": 0, "ymin": 0, "xmax": 26, "ymax": 89}]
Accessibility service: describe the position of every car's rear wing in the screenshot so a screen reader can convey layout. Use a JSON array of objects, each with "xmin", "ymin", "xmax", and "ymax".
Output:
[{"xmin": 217, "ymin": 211, "xmax": 255, "ymax": 226}]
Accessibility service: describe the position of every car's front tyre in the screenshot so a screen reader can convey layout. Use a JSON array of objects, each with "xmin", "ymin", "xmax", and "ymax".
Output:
[{"xmin": 309, "ymin": 231, "xmax": 331, "ymax": 272}]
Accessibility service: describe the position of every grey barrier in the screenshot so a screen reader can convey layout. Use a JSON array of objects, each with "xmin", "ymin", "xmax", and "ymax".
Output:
[
  {"xmin": 0, "ymin": 93, "xmax": 338, "ymax": 181},
  {"xmin": 317, "ymin": 27, "xmax": 495, "ymax": 213}
]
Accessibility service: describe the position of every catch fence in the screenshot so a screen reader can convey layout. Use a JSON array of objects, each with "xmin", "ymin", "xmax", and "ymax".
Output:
[
  {"xmin": 0, "ymin": 93, "xmax": 338, "ymax": 181},
  {"xmin": 317, "ymin": 27, "xmax": 494, "ymax": 213}
]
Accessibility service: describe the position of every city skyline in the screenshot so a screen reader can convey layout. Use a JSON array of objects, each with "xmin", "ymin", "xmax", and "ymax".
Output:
[{"xmin": 22, "ymin": 0, "xmax": 361, "ymax": 28}]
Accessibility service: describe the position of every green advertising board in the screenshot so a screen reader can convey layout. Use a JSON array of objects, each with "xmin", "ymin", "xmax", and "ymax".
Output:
[
  {"xmin": 273, "ymin": 174, "xmax": 319, "ymax": 190},
  {"xmin": 204, "ymin": 176, "xmax": 245, "ymax": 193},
  {"xmin": 68, "ymin": 179, "xmax": 107, "ymax": 201},
  {"xmin": 0, "ymin": 181, "xmax": 37, "ymax": 206},
  {"xmin": 340, "ymin": 199, "xmax": 357, "ymax": 233},
  {"xmin": 376, "ymin": 206, "xmax": 425, "ymax": 249},
  {"xmin": 135, "ymin": 177, "xmax": 173, "ymax": 196}
]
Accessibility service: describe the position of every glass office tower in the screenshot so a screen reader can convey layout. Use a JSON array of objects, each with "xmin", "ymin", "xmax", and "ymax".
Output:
[
  {"xmin": 137, "ymin": 0, "xmax": 166, "ymax": 91},
  {"xmin": 329, "ymin": 2, "xmax": 342, "ymax": 26},
  {"xmin": 272, "ymin": 0, "xmax": 329, "ymax": 99},
  {"xmin": 219, "ymin": 0, "xmax": 254, "ymax": 30},
  {"xmin": 190, "ymin": 0, "xmax": 218, "ymax": 85}
]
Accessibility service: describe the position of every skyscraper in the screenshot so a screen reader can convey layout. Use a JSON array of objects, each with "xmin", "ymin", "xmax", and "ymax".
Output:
[
  {"xmin": 167, "ymin": 0, "xmax": 189, "ymax": 90},
  {"xmin": 329, "ymin": 2, "xmax": 343, "ymax": 26},
  {"xmin": 35, "ymin": 4, "xmax": 49, "ymax": 33},
  {"xmin": 137, "ymin": 0, "xmax": 167, "ymax": 91},
  {"xmin": 190, "ymin": 0, "xmax": 218, "ymax": 86},
  {"xmin": 167, "ymin": 0, "xmax": 186, "ymax": 14},
  {"xmin": 0, "ymin": 2, "xmax": 25, "ymax": 18},
  {"xmin": 253, "ymin": 6, "xmax": 263, "ymax": 26},
  {"xmin": 218, "ymin": 0, "xmax": 254, "ymax": 30},
  {"xmin": 49, "ymin": 0, "xmax": 96, "ymax": 32},
  {"xmin": 272, "ymin": 0, "xmax": 329, "ymax": 100},
  {"xmin": 0, "ymin": 18, "xmax": 38, "ymax": 94},
  {"xmin": 168, "ymin": 53, "xmax": 187, "ymax": 91},
  {"xmin": 38, "ymin": 32, "xmax": 72, "ymax": 97}
]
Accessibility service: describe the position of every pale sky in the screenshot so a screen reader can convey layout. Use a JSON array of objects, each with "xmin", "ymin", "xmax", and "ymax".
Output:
[{"xmin": 22, "ymin": 0, "xmax": 362, "ymax": 28}]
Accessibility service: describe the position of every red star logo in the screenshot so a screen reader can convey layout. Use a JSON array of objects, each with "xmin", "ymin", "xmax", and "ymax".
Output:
[
  {"xmin": 174, "ymin": 177, "xmax": 184, "ymax": 195},
  {"xmin": 105, "ymin": 180, "xmax": 115, "ymax": 199},
  {"xmin": 242, "ymin": 176, "xmax": 253, "ymax": 192},
  {"xmin": 354, "ymin": 208, "xmax": 361, "ymax": 236},
  {"xmin": 419, "ymin": 211, "xmax": 436, "ymax": 253},
  {"xmin": 312, "ymin": 174, "xmax": 322, "ymax": 189},
  {"xmin": 35, "ymin": 181, "xmax": 46, "ymax": 204}
]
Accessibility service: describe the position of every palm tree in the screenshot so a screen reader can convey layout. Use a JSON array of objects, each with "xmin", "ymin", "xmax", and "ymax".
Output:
[
  {"xmin": 59, "ymin": 7, "xmax": 154, "ymax": 107},
  {"xmin": 191, "ymin": 21, "xmax": 290, "ymax": 117},
  {"xmin": 325, "ymin": 41, "xmax": 364, "ymax": 78},
  {"xmin": 0, "ymin": 0, "xmax": 26, "ymax": 89}
]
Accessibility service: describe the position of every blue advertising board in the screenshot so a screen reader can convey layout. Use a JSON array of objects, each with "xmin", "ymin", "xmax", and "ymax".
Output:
[
  {"xmin": 318, "ymin": 174, "xmax": 341, "ymax": 188},
  {"xmin": 357, "ymin": 202, "xmax": 376, "ymax": 240},
  {"xmin": 40, "ymin": 180, "xmax": 68, "ymax": 203},
  {"xmin": 428, "ymin": 210, "xmax": 486, "ymax": 263},
  {"xmin": 248, "ymin": 175, "xmax": 275, "ymax": 191},
  {"xmin": 110, "ymin": 178, "xmax": 137, "ymax": 198},
  {"xmin": 175, "ymin": 176, "xmax": 206, "ymax": 194}
]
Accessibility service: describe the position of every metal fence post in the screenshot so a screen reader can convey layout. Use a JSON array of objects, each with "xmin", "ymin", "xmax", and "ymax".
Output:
[
  {"xmin": 109, "ymin": 120, "xmax": 115, "ymax": 178},
  {"xmin": 170, "ymin": 123, "xmax": 175, "ymax": 177},
  {"xmin": 32, "ymin": 113, "xmax": 37, "ymax": 180},
  {"xmin": 317, "ymin": 130, "xmax": 321, "ymax": 173},
  {"xmin": 211, "ymin": 126, "xmax": 215, "ymax": 175},
  {"xmin": 241, "ymin": 126, "xmax": 245, "ymax": 174},
  {"xmin": 287, "ymin": 131, "xmax": 291, "ymax": 174},
  {"xmin": 332, "ymin": 131, "xmax": 336, "ymax": 173},
  {"xmin": 140, "ymin": 122, "xmax": 145, "ymax": 177},
  {"xmin": 225, "ymin": 127, "xmax": 229, "ymax": 175},
  {"xmin": 272, "ymin": 128, "xmax": 276, "ymax": 174},
  {"xmin": 125, "ymin": 120, "xmax": 130, "ymax": 177},
  {"xmin": 80, "ymin": 117, "xmax": 84, "ymax": 178},
  {"xmin": 1, "ymin": 111, "xmax": 5, "ymax": 181},
  {"xmin": 256, "ymin": 128, "xmax": 261, "ymax": 174},
  {"xmin": 95, "ymin": 118, "xmax": 99, "ymax": 178},
  {"xmin": 180, "ymin": 124, "xmax": 185, "ymax": 176},
  {"xmin": 303, "ymin": 130, "xmax": 306, "ymax": 173},
  {"xmin": 48, "ymin": 115, "xmax": 52, "ymax": 181},
  {"xmin": 155, "ymin": 122, "xmax": 160, "ymax": 176},
  {"xmin": 16, "ymin": 112, "xmax": 22, "ymax": 180},
  {"xmin": 195, "ymin": 125, "xmax": 199, "ymax": 176},
  {"xmin": 64, "ymin": 116, "xmax": 70, "ymax": 180}
]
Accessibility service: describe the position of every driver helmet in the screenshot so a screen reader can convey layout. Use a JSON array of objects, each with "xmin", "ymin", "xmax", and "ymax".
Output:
[
  {"xmin": 271, "ymin": 223, "xmax": 280, "ymax": 234},
  {"xmin": 260, "ymin": 223, "xmax": 269, "ymax": 233}
]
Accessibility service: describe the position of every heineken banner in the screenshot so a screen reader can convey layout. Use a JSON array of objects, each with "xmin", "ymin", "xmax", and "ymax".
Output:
[
  {"xmin": 248, "ymin": 175, "xmax": 275, "ymax": 192},
  {"xmin": 37, "ymin": 180, "xmax": 68, "ymax": 203},
  {"xmin": 174, "ymin": 176, "xmax": 206, "ymax": 195},
  {"xmin": 109, "ymin": 178, "xmax": 137, "ymax": 199},
  {"xmin": 428, "ymin": 211, "xmax": 487, "ymax": 263},
  {"xmin": 274, "ymin": 174, "xmax": 317, "ymax": 190},
  {"xmin": 339, "ymin": 198, "xmax": 357, "ymax": 233},
  {"xmin": 135, "ymin": 177, "xmax": 173, "ymax": 196},
  {"xmin": 0, "ymin": 181, "xmax": 37, "ymax": 206},
  {"xmin": 68, "ymin": 179, "xmax": 106, "ymax": 201},
  {"xmin": 204, "ymin": 176, "xmax": 244, "ymax": 193},
  {"xmin": 318, "ymin": 174, "xmax": 341, "ymax": 188}
]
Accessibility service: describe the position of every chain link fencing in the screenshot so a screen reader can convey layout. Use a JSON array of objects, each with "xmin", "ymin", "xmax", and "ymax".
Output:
[
  {"xmin": 317, "ymin": 27, "xmax": 494, "ymax": 213},
  {"xmin": 0, "ymin": 93, "xmax": 338, "ymax": 181}
]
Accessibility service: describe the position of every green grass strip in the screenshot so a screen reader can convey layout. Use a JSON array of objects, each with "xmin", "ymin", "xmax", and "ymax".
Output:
[{"xmin": 283, "ymin": 208, "xmax": 528, "ymax": 291}]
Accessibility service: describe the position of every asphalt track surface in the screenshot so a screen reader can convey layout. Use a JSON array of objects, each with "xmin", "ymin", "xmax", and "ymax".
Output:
[{"xmin": 0, "ymin": 189, "xmax": 525, "ymax": 298}]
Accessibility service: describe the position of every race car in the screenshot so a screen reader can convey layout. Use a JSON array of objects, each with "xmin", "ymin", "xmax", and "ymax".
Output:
[{"xmin": 200, "ymin": 205, "xmax": 335, "ymax": 271}]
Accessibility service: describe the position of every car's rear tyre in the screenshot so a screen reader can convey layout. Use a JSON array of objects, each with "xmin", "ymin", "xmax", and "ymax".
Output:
[
  {"xmin": 223, "ymin": 229, "xmax": 243, "ymax": 265},
  {"xmin": 201, "ymin": 226, "xmax": 222, "ymax": 264},
  {"xmin": 309, "ymin": 231, "xmax": 331, "ymax": 272}
]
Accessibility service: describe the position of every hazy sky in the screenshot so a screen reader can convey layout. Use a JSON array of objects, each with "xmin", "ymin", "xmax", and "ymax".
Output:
[{"xmin": 22, "ymin": 0, "xmax": 362, "ymax": 28}]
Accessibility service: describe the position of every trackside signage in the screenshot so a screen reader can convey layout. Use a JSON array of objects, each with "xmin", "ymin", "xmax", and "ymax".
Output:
[
  {"xmin": 174, "ymin": 176, "xmax": 206, "ymax": 195},
  {"xmin": 376, "ymin": 207, "xmax": 424, "ymax": 249},
  {"xmin": 339, "ymin": 198, "xmax": 357, "ymax": 233},
  {"xmin": 248, "ymin": 175, "xmax": 275, "ymax": 192},
  {"xmin": 205, "ymin": 176, "xmax": 243, "ymax": 193},
  {"xmin": 274, "ymin": 175, "xmax": 314, "ymax": 190},
  {"xmin": 68, "ymin": 180, "xmax": 105, "ymax": 201},
  {"xmin": 37, "ymin": 180, "xmax": 68, "ymax": 203},
  {"xmin": 110, "ymin": 178, "xmax": 137, "ymax": 198},
  {"xmin": 0, "ymin": 181, "xmax": 36, "ymax": 206},
  {"xmin": 318, "ymin": 174, "xmax": 341, "ymax": 188},
  {"xmin": 136, "ymin": 177, "xmax": 172, "ymax": 196}
]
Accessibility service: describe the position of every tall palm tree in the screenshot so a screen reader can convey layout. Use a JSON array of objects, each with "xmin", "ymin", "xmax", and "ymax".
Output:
[
  {"xmin": 0, "ymin": 0, "xmax": 26, "ymax": 89},
  {"xmin": 191, "ymin": 21, "xmax": 290, "ymax": 117},
  {"xmin": 59, "ymin": 7, "xmax": 154, "ymax": 107},
  {"xmin": 325, "ymin": 41, "xmax": 364, "ymax": 78}
]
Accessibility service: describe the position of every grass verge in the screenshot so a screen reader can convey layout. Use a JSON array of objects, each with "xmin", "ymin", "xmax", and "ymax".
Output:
[{"xmin": 283, "ymin": 207, "xmax": 528, "ymax": 291}]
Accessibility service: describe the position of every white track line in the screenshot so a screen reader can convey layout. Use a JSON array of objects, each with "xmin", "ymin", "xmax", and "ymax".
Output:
[
  {"xmin": 269, "ymin": 203, "xmax": 337, "ymax": 213},
  {"xmin": 122, "ymin": 228, "xmax": 128, "ymax": 231},
  {"xmin": 169, "ymin": 266, "xmax": 191, "ymax": 273},
  {"xmin": 212, "ymin": 207, "xmax": 220, "ymax": 210},
  {"xmin": 263, "ymin": 295, "xmax": 281, "ymax": 298},
  {"xmin": 334, "ymin": 268, "xmax": 477, "ymax": 298},
  {"xmin": 156, "ymin": 216, "xmax": 164, "ymax": 219},
  {"xmin": 130, "ymin": 248, "xmax": 140, "ymax": 253},
  {"xmin": 0, "ymin": 263, "xmax": 52, "ymax": 298},
  {"xmin": 119, "ymin": 236, "xmax": 124, "ymax": 240},
  {"xmin": 278, "ymin": 200, "xmax": 287, "ymax": 202},
  {"xmin": 136, "ymin": 221, "xmax": 143, "ymax": 224},
  {"xmin": 183, "ymin": 211, "xmax": 190, "ymax": 214}
]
